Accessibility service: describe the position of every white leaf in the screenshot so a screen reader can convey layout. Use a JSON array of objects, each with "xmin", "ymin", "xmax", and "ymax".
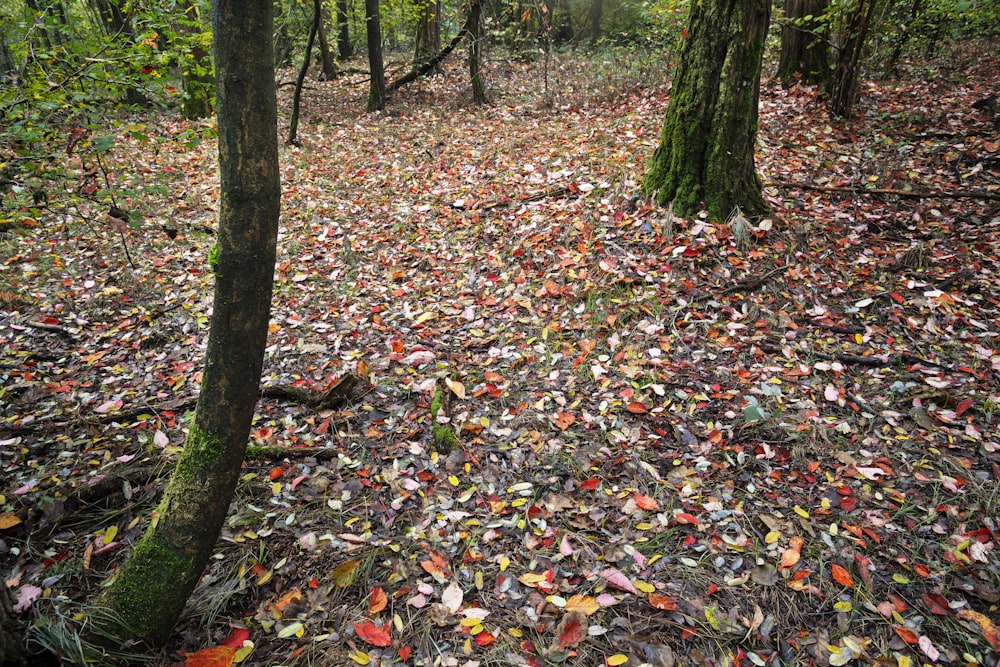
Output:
[
  {"xmin": 442, "ymin": 580, "xmax": 464, "ymax": 613},
  {"xmin": 918, "ymin": 636, "xmax": 939, "ymax": 662},
  {"xmin": 824, "ymin": 384, "xmax": 840, "ymax": 402},
  {"xmin": 401, "ymin": 350, "xmax": 435, "ymax": 366}
]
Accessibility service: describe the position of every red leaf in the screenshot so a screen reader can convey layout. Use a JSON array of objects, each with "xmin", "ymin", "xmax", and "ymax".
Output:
[
  {"xmin": 921, "ymin": 592, "xmax": 951, "ymax": 616},
  {"xmin": 633, "ymin": 492, "xmax": 659, "ymax": 511},
  {"xmin": 626, "ymin": 401, "xmax": 649, "ymax": 414},
  {"xmin": 579, "ymin": 477, "xmax": 600, "ymax": 491},
  {"xmin": 475, "ymin": 630, "xmax": 497, "ymax": 646},
  {"xmin": 185, "ymin": 646, "xmax": 237, "ymax": 667},
  {"xmin": 556, "ymin": 611, "xmax": 587, "ymax": 649},
  {"xmin": 894, "ymin": 626, "xmax": 919, "ymax": 644},
  {"xmin": 398, "ymin": 646, "xmax": 412, "ymax": 661},
  {"xmin": 954, "ymin": 398, "xmax": 974, "ymax": 416},
  {"xmin": 830, "ymin": 564, "xmax": 854, "ymax": 588},
  {"xmin": 354, "ymin": 620, "xmax": 392, "ymax": 647},
  {"xmin": 220, "ymin": 628, "xmax": 250, "ymax": 648}
]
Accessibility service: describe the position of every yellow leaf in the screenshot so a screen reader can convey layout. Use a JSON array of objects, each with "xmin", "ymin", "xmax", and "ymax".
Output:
[
  {"xmin": 897, "ymin": 655, "xmax": 912, "ymax": 667},
  {"xmin": 499, "ymin": 557, "xmax": 510, "ymax": 572},
  {"xmin": 277, "ymin": 622, "xmax": 304, "ymax": 638},
  {"xmin": 103, "ymin": 525, "xmax": 118, "ymax": 543},
  {"xmin": 415, "ymin": 311, "xmax": 437, "ymax": 324},
  {"xmin": 633, "ymin": 581, "xmax": 655, "ymax": 593},
  {"xmin": 793, "ymin": 506, "xmax": 810, "ymax": 519},
  {"xmin": 892, "ymin": 573, "xmax": 910, "ymax": 584},
  {"xmin": 348, "ymin": 649, "xmax": 371, "ymax": 665},
  {"xmin": 833, "ymin": 600, "xmax": 853, "ymax": 612},
  {"xmin": 764, "ymin": 531, "xmax": 780, "ymax": 544},
  {"xmin": 0, "ymin": 513, "xmax": 22, "ymax": 530},
  {"xmin": 233, "ymin": 641, "xmax": 254, "ymax": 664},
  {"xmin": 448, "ymin": 475, "xmax": 459, "ymax": 487},
  {"xmin": 564, "ymin": 594, "xmax": 600, "ymax": 616},
  {"xmin": 607, "ymin": 655, "xmax": 629, "ymax": 666}
]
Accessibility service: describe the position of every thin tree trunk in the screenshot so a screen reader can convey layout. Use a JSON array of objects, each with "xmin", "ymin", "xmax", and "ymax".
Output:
[
  {"xmin": 98, "ymin": 0, "xmax": 280, "ymax": 645},
  {"xmin": 828, "ymin": 0, "xmax": 878, "ymax": 117},
  {"xmin": 642, "ymin": 0, "xmax": 771, "ymax": 221},
  {"xmin": 414, "ymin": 0, "xmax": 442, "ymax": 71},
  {"xmin": 289, "ymin": 0, "xmax": 320, "ymax": 144},
  {"xmin": 777, "ymin": 0, "xmax": 829, "ymax": 86},
  {"xmin": 365, "ymin": 0, "xmax": 386, "ymax": 111},
  {"xmin": 588, "ymin": 0, "xmax": 603, "ymax": 44},
  {"xmin": 316, "ymin": 3, "xmax": 338, "ymax": 80},
  {"xmin": 337, "ymin": 0, "xmax": 353, "ymax": 59},
  {"xmin": 469, "ymin": 0, "xmax": 486, "ymax": 103}
]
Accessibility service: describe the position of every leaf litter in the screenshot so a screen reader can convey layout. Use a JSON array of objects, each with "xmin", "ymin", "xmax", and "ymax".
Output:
[{"xmin": 1, "ymin": 44, "xmax": 999, "ymax": 667}]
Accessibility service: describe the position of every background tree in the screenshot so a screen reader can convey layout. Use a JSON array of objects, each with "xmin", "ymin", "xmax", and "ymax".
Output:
[
  {"xmin": 99, "ymin": 0, "xmax": 281, "ymax": 644},
  {"xmin": 337, "ymin": 0, "xmax": 353, "ymax": 58},
  {"xmin": 366, "ymin": 0, "xmax": 386, "ymax": 111},
  {"xmin": 91, "ymin": 0, "xmax": 149, "ymax": 105},
  {"xmin": 469, "ymin": 0, "xmax": 486, "ymax": 102},
  {"xmin": 828, "ymin": 0, "xmax": 879, "ymax": 117},
  {"xmin": 414, "ymin": 0, "xmax": 442, "ymax": 71},
  {"xmin": 316, "ymin": 2, "xmax": 339, "ymax": 80},
  {"xmin": 642, "ymin": 0, "xmax": 771, "ymax": 221},
  {"xmin": 777, "ymin": 0, "xmax": 830, "ymax": 86},
  {"xmin": 177, "ymin": 0, "xmax": 214, "ymax": 119}
]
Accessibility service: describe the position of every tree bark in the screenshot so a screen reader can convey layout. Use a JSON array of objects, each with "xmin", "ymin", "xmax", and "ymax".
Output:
[
  {"xmin": 828, "ymin": 0, "xmax": 878, "ymax": 117},
  {"xmin": 587, "ymin": 0, "xmax": 603, "ymax": 44},
  {"xmin": 0, "ymin": 584, "xmax": 29, "ymax": 667},
  {"xmin": 414, "ymin": 0, "xmax": 442, "ymax": 72},
  {"xmin": 337, "ymin": 0, "xmax": 353, "ymax": 59},
  {"xmin": 777, "ymin": 0, "xmax": 829, "ymax": 86},
  {"xmin": 316, "ymin": 2, "xmax": 338, "ymax": 80},
  {"xmin": 98, "ymin": 0, "xmax": 280, "ymax": 646},
  {"xmin": 289, "ymin": 0, "xmax": 320, "ymax": 144},
  {"xmin": 642, "ymin": 0, "xmax": 771, "ymax": 221},
  {"xmin": 365, "ymin": 0, "xmax": 386, "ymax": 111},
  {"xmin": 469, "ymin": 0, "xmax": 486, "ymax": 103}
]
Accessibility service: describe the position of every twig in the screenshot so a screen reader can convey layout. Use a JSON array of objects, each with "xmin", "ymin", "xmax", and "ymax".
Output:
[
  {"xmin": 23, "ymin": 320, "xmax": 77, "ymax": 339},
  {"xmin": 758, "ymin": 340, "xmax": 979, "ymax": 377},
  {"xmin": 722, "ymin": 266, "xmax": 789, "ymax": 295},
  {"xmin": 768, "ymin": 180, "xmax": 1000, "ymax": 201}
]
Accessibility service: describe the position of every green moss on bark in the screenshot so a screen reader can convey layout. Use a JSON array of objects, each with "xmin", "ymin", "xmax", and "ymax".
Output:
[
  {"xmin": 174, "ymin": 423, "xmax": 226, "ymax": 480},
  {"xmin": 430, "ymin": 388, "xmax": 459, "ymax": 453},
  {"xmin": 100, "ymin": 535, "xmax": 194, "ymax": 644},
  {"xmin": 207, "ymin": 241, "xmax": 220, "ymax": 275}
]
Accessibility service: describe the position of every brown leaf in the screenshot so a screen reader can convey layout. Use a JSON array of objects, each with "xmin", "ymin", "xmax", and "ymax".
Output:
[{"xmin": 554, "ymin": 611, "xmax": 587, "ymax": 650}]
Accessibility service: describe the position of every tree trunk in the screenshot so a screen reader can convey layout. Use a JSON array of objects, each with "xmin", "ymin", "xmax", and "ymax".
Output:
[
  {"xmin": 178, "ymin": 0, "xmax": 214, "ymax": 119},
  {"xmin": 316, "ymin": 3, "xmax": 338, "ymax": 80},
  {"xmin": 777, "ymin": 0, "xmax": 829, "ymax": 86},
  {"xmin": 98, "ymin": 0, "xmax": 280, "ymax": 646},
  {"xmin": 337, "ymin": 0, "xmax": 353, "ymax": 59},
  {"xmin": 642, "ymin": 0, "xmax": 771, "ymax": 221},
  {"xmin": 289, "ymin": 0, "xmax": 320, "ymax": 144},
  {"xmin": 828, "ymin": 0, "xmax": 878, "ymax": 117},
  {"xmin": 414, "ymin": 0, "xmax": 442, "ymax": 72},
  {"xmin": 469, "ymin": 0, "xmax": 486, "ymax": 103},
  {"xmin": 91, "ymin": 0, "xmax": 149, "ymax": 106},
  {"xmin": 587, "ymin": 0, "xmax": 603, "ymax": 44},
  {"xmin": 0, "ymin": 584, "xmax": 29, "ymax": 667},
  {"xmin": 365, "ymin": 0, "xmax": 386, "ymax": 111}
]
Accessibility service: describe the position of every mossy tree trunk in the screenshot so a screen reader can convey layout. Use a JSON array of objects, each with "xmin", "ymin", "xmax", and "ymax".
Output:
[
  {"xmin": 777, "ymin": 0, "xmax": 830, "ymax": 86},
  {"xmin": 642, "ymin": 0, "xmax": 771, "ymax": 222},
  {"xmin": 99, "ymin": 0, "xmax": 280, "ymax": 646},
  {"xmin": 316, "ymin": 3, "xmax": 338, "ymax": 80},
  {"xmin": 365, "ymin": 0, "xmax": 386, "ymax": 111}
]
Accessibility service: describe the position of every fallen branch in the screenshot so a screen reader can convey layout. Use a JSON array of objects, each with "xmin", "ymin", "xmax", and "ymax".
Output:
[
  {"xmin": 759, "ymin": 340, "xmax": 978, "ymax": 377},
  {"xmin": 260, "ymin": 371, "xmax": 371, "ymax": 409},
  {"xmin": 768, "ymin": 180, "xmax": 1000, "ymax": 201},
  {"xmin": 387, "ymin": 10, "xmax": 474, "ymax": 94},
  {"xmin": 722, "ymin": 266, "xmax": 789, "ymax": 295},
  {"xmin": 478, "ymin": 185, "xmax": 574, "ymax": 211},
  {"xmin": 24, "ymin": 320, "xmax": 77, "ymax": 339}
]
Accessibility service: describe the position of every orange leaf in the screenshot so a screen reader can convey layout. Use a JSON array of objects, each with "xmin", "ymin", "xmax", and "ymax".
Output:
[
  {"xmin": 552, "ymin": 411, "xmax": 576, "ymax": 430},
  {"xmin": 957, "ymin": 609, "xmax": 1000, "ymax": 651},
  {"xmin": 420, "ymin": 550, "xmax": 450, "ymax": 579},
  {"xmin": 271, "ymin": 587, "xmax": 302, "ymax": 615},
  {"xmin": 830, "ymin": 564, "xmax": 854, "ymax": 588},
  {"xmin": 474, "ymin": 630, "xmax": 497, "ymax": 647},
  {"xmin": 369, "ymin": 586, "xmax": 388, "ymax": 615},
  {"xmin": 779, "ymin": 536, "xmax": 803, "ymax": 570},
  {"xmin": 648, "ymin": 593, "xmax": 678, "ymax": 611},
  {"xmin": 633, "ymin": 492, "xmax": 659, "ymax": 511},
  {"xmin": 185, "ymin": 645, "xmax": 237, "ymax": 667},
  {"xmin": 0, "ymin": 513, "xmax": 22, "ymax": 530},
  {"xmin": 268, "ymin": 466, "xmax": 284, "ymax": 481},
  {"xmin": 894, "ymin": 626, "xmax": 919, "ymax": 644},
  {"xmin": 626, "ymin": 401, "xmax": 649, "ymax": 414},
  {"xmin": 354, "ymin": 620, "xmax": 392, "ymax": 647}
]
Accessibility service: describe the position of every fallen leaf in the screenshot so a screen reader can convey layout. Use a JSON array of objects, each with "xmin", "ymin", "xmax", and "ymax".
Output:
[
  {"xmin": 0, "ymin": 513, "xmax": 22, "ymax": 530},
  {"xmin": 565, "ymin": 594, "xmax": 601, "ymax": 616},
  {"xmin": 632, "ymin": 492, "xmax": 659, "ymax": 511},
  {"xmin": 647, "ymin": 593, "xmax": 678, "ymax": 611},
  {"xmin": 554, "ymin": 611, "xmax": 587, "ymax": 649},
  {"xmin": 445, "ymin": 377, "xmax": 466, "ymax": 399},
  {"xmin": 185, "ymin": 645, "xmax": 237, "ymax": 667},
  {"xmin": 779, "ymin": 536, "xmax": 804, "ymax": 570},
  {"xmin": 920, "ymin": 592, "xmax": 951, "ymax": 616},
  {"xmin": 369, "ymin": 586, "xmax": 388, "ymax": 615},
  {"xmin": 442, "ymin": 580, "xmax": 464, "ymax": 613},
  {"xmin": 333, "ymin": 560, "xmax": 360, "ymax": 587},
  {"xmin": 830, "ymin": 564, "xmax": 854, "ymax": 588},
  {"xmin": 957, "ymin": 609, "xmax": 1000, "ymax": 650},
  {"xmin": 354, "ymin": 620, "xmax": 392, "ymax": 647},
  {"xmin": 552, "ymin": 411, "xmax": 575, "ymax": 430},
  {"xmin": 600, "ymin": 568, "xmax": 639, "ymax": 595}
]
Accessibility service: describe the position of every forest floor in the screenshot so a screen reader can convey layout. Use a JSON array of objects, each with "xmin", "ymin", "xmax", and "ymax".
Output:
[{"xmin": 2, "ymin": 41, "xmax": 1000, "ymax": 667}]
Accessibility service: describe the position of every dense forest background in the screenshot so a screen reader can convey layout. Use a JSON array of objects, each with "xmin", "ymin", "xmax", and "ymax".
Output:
[{"xmin": 2, "ymin": 0, "xmax": 1000, "ymax": 666}]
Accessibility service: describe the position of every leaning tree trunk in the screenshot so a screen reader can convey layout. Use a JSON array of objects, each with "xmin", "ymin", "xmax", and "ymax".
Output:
[
  {"xmin": 365, "ymin": 0, "xmax": 386, "ymax": 111},
  {"xmin": 642, "ymin": 0, "xmax": 771, "ymax": 221},
  {"xmin": 289, "ymin": 0, "xmax": 320, "ymax": 144},
  {"xmin": 777, "ymin": 0, "xmax": 830, "ymax": 86},
  {"xmin": 98, "ymin": 0, "xmax": 280, "ymax": 646}
]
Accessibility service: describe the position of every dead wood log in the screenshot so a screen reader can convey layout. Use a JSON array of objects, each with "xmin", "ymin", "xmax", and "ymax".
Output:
[{"xmin": 387, "ymin": 4, "xmax": 478, "ymax": 93}]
